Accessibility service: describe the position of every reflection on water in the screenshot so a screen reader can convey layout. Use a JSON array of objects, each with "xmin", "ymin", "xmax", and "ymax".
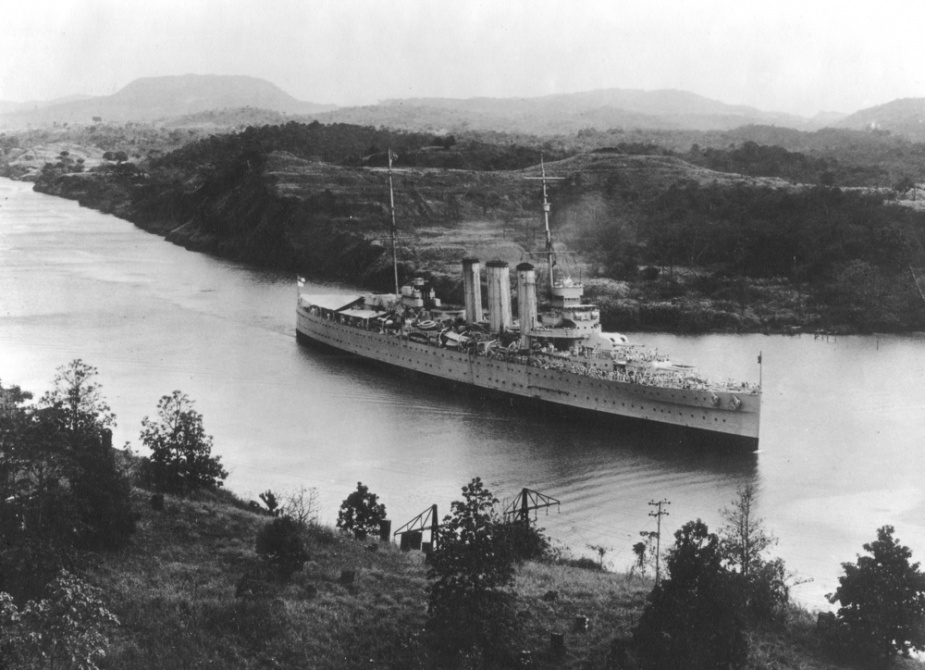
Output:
[{"xmin": 2, "ymin": 177, "xmax": 925, "ymax": 611}]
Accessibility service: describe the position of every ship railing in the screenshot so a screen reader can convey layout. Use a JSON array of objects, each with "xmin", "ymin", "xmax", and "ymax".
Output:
[{"xmin": 329, "ymin": 308, "xmax": 760, "ymax": 394}]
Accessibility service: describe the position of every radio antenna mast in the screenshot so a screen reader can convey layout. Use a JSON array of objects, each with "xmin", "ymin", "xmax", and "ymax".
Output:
[
  {"xmin": 387, "ymin": 149, "xmax": 399, "ymax": 295},
  {"xmin": 524, "ymin": 155, "xmax": 564, "ymax": 296}
]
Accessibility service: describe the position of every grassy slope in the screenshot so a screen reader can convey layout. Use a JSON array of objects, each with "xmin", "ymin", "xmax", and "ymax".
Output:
[{"xmin": 85, "ymin": 489, "xmax": 923, "ymax": 670}]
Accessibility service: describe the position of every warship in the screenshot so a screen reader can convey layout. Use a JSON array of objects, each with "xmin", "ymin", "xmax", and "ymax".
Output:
[{"xmin": 296, "ymin": 157, "xmax": 761, "ymax": 444}]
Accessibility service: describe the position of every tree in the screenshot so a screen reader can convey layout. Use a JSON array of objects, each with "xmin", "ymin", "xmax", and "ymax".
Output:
[
  {"xmin": 631, "ymin": 530, "xmax": 659, "ymax": 580},
  {"xmin": 281, "ymin": 486, "xmax": 319, "ymax": 527},
  {"xmin": 427, "ymin": 477, "xmax": 517, "ymax": 657},
  {"xmin": 633, "ymin": 520, "xmax": 748, "ymax": 670},
  {"xmin": 0, "ymin": 383, "xmax": 78, "ymax": 601},
  {"xmin": 1, "ymin": 365, "xmax": 133, "ymax": 600},
  {"xmin": 827, "ymin": 525, "xmax": 925, "ymax": 661},
  {"xmin": 139, "ymin": 391, "xmax": 227, "ymax": 494},
  {"xmin": 336, "ymin": 482, "xmax": 386, "ymax": 538},
  {"xmin": 719, "ymin": 484, "xmax": 774, "ymax": 579},
  {"xmin": 718, "ymin": 484, "xmax": 788, "ymax": 619},
  {"xmin": 259, "ymin": 490, "xmax": 281, "ymax": 516},
  {"xmin": 42, "ymin": 362, "xmax": 132, "ymax": 550},
  {"xmin": 40, "ymin": 360, "xmax": 115, "ymax": 445}
]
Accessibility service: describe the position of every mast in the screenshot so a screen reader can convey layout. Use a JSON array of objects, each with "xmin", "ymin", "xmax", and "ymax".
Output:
[
  {"xmin": 525, "ymin": 155, "xmax": 564, "ymax": 298},
  {"xmin": 540, "ymin": 157, "xmax": 554, "ymax": 295},
  {"xmin": 387, "ymin": 149, "xmax": 399, "ymax": 295}
]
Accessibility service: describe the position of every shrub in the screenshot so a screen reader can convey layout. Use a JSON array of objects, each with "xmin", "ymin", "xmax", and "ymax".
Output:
[
  {"xmin": 826, "ymin": 525, "xmax": 925, "ymax": 661},
  {"xmin": 495, "ymin": 519, "xmax": 550, "ymax": 562},
  {"xmin": 0, "ymin": 570, "xmax": 119, "ymax": 670},
  {"xmin": 255, "ymin": 516, "xmax": 309, "ymax": 579},
  {"xmin": 633, "ymin": 520, "xmax": 748, "ymax": 670},
  {"xmin": 336, "ymin": 482, "xmax": 386, "ymax": 539},
  {"xmin": 305, "ymin": 522, "xmax": 337, "ymax": 546}
]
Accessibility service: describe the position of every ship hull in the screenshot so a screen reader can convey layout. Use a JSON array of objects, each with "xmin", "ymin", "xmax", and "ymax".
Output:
[{"xmin": 296, "ymin": 308, "xmax": 760, "ymax": 445}]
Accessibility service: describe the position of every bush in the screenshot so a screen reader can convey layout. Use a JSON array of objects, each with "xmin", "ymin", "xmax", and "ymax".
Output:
[
  {"xmin": 633, "ymin": 520, "xmax": 748, "ymax": 670},
  {"xmin": 0, "ymin": 570, "xmax": 119, "ymax": 670},
  {"xmin": 494, "ymin": 519, "xmax": 550, "ymax": 562},
  {"xmin": 826, "ymin": 525, "xmax": 925, "ymax": 661},
  {"xmin": 336, "ymin": 482, "xmax": 386, "ymax": 539},
  {"xmin": 255, "ymin": 516, "xmax": 309, "ymax": 579}
]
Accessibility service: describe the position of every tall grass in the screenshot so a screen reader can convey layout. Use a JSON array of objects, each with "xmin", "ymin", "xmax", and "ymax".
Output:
[{"xmin": 79, "ymin": 489, "xmax": 925, "ymax": 669}]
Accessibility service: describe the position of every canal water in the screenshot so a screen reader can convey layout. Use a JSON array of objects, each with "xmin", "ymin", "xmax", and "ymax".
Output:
[{"xmin": 2, "ymin": 177, "xmax": 924, "ymax": 609}]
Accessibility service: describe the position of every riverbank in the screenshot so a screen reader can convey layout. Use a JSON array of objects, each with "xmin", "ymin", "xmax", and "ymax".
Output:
[
  {"xmin": 86, "ymin": 487, "xmax": 912, "ymax": 670},
  {"xmin": 28, "ymin": 165, "xmax": 922, "ymax": 336},
  {"xmin": 8, "ymin": 119, "xmax": 925, "ymax": 336}
]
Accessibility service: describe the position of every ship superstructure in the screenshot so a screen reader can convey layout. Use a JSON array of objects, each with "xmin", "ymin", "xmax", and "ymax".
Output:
[{"xmin": 295, "ymin": 158, "xmax": 761, "ymax": 443}]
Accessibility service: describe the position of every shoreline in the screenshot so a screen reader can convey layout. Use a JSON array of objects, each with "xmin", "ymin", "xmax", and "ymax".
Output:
[{"xmin": 8, "ymin": 173, "xmax": 923, "ymax": 337}]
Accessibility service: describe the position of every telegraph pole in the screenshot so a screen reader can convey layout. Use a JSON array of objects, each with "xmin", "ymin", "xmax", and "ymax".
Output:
[{"xmin": 648, "ymin": 499, "xmax": 671, "ymax": 585}]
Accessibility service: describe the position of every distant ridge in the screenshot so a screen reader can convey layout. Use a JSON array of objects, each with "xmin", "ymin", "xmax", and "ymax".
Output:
[
  {"xmin": 834, "ymin": 98, "xmax": 925, "ymax": 141},
  {"xmin": 308, "ymin": 87, "xmax": 817, "ymax": 135},
  {"xmin": 0, "ymin": 74, "xmax": 336, "ymax": 128}
]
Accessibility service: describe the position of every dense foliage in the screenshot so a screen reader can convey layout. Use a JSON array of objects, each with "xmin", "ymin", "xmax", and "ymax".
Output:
[
  {"xmin": 579, "ymin": 180, "xmax": 925, "ymax": 332},
  {"xmin": 139, "ymin": 390, "xmax": 228, "ymax": 494},
  {"xmin": 0, "ymin": 570, "xmax": 119, "ymax": 670},
  {"xmin": 633, "ymin": 520, "xmax": 749, "ymax": 670},
  {"xmin": 0, "ymin": 362, "xmax": 134, "ymax": 602},
  {"xmin": 826, "ymin": 525, "xmax": 925, "ymax": 661}
]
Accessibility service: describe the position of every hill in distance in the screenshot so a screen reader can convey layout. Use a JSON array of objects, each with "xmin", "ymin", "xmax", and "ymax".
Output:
[
  {"xmin": 0, "ymin": 74, "xmax": 336, "ymax": 128},
  {"xmin": 834, "ymin": 97, "xmax": 925, "ymax": 141},
  {"xmin": 308, "ymin": 87, "xmax": 822, "ymax": 135},
  {"xmin": 11, "ymin": 74, "xmax": 925, "ymax": 143}
]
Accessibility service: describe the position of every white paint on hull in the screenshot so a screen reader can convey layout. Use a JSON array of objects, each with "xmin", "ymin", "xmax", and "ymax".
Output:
[{"xmin": 296, "ymin": 308, "xmax": 761, "ymax": 440}]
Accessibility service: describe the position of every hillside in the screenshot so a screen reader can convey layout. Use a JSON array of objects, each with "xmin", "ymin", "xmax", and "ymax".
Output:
[
  {"xmin": 0, "ymin": 74, "xmax": 336, "ymax": 129},
  {"xmin": 68, "ymin": 488, "xmax": 915, "ymax": 670}
]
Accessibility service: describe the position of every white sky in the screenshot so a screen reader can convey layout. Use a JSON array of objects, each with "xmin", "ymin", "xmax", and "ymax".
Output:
[{"xmin": 2, "ymin": 0, "xmax": 924, "ymax": 117}]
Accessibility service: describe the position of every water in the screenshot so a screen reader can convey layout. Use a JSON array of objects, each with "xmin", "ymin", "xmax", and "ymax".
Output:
[{"xmin": 2, "ymin": 177, "xmax": 924, "ymax": 610}]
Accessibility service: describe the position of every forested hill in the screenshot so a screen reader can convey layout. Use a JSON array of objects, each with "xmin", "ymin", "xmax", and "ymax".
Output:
[
  {"xmin": 0, "ymin": 74, "xmax": 336, "ymax": 128},
  {"xmin": 24, "ymin": 120, "xmax": 925, "ymax": 334}
]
